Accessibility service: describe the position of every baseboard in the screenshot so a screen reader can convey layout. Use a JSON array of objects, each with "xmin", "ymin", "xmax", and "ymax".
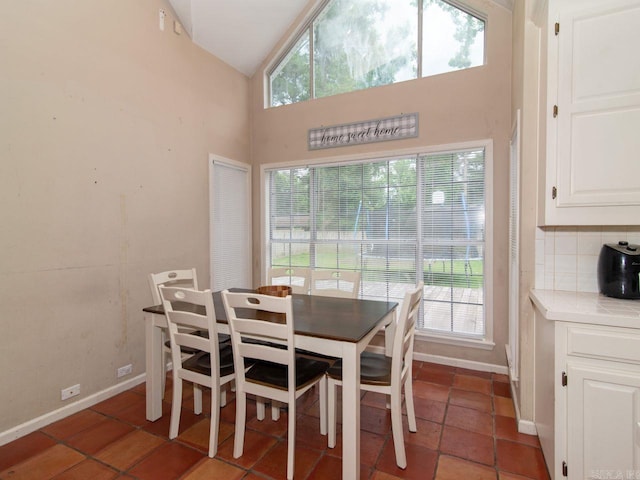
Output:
[
  {"xmin": 0, "ymin": 373, "xmax": 146, "ymax": 447},
  {"xmin": 366, "ymin": 346, "xmax": 508, "ymax": 374},
  {"xmin": 508, "ymin": 373, "xmax": 539, "ymax": 436}
]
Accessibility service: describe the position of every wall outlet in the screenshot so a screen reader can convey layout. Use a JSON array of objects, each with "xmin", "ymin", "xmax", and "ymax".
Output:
[
  {"xmin": 117, "ymin": 364, "xmax": 132, "ymax": 378},
  {"xmin": 61, "ymin": 384, "xmax": 80, "ymax": 401}
]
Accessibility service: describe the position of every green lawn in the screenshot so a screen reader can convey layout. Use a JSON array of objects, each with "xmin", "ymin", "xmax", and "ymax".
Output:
[{"xmin": 272, "ymin": 253, "xmax": 483, "ymax": 289}]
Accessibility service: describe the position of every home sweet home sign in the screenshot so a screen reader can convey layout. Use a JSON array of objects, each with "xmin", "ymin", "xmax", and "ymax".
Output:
[{"xmin": 308, "ymin": 113, "xmax": 418, "ymax": 150}]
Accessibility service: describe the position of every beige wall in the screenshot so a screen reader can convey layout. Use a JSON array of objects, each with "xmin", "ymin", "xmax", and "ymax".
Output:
[
  {"xmin": 0, "ymin": 0, "xmax": 249, "ymax": 433},
  {"xmin": 250, "ymin": 0, "xmax": 513, "ymax": 367}
]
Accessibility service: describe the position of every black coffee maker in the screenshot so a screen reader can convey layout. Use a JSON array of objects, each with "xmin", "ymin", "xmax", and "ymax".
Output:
[{"xmin": 597, "ymin": 241, "xmax": 640, "ymax": 299}]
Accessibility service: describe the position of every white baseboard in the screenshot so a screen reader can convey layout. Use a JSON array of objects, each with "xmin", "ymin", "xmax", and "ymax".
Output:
[
  {"xmin": 508, "ymin": 373, "xmax": 539, "ymax": 436},
  {"xmin": 0, "ymin": 374, "xmax": 146, "ymax": 447}
]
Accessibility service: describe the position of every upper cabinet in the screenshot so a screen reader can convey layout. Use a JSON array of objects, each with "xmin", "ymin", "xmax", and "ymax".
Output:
[{"xmin": 540, "ymin": 0, "xmax": 640, "ymax": 225}]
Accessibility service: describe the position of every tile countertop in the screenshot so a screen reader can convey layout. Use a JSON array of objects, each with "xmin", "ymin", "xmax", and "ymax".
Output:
[{"xmin": 530, "ymin": 289, "xmax": 640, "ymax": 329}]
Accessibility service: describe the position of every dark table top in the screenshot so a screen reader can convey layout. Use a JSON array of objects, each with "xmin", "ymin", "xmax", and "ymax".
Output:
[{"xmin": 144, "ymin": 289, "xmax": 398, "ymax": 343}]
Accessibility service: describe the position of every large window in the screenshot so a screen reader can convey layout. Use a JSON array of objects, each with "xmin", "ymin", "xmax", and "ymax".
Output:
[
  {"xmin": 269, "ymin": 0, "xmax": 485, "ymax": 107},
  {"xmin": 265, "ymin": 145, "xmax": 490, "ymax": 341}
]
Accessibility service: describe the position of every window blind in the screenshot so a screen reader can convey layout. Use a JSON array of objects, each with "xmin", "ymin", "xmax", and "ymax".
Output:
[
  {"xmin": 267, "ymin": 147, "xmax": 486, "ymax": 338},
  {"xmin": 210, "ymin": 156, "xmax": 251, "ymax": 291}
]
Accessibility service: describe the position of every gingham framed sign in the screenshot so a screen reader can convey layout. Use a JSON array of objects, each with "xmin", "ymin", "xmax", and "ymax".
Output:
[{"xmin": 308, "ymin": 113, "xmax": 418, "ymax": 150}]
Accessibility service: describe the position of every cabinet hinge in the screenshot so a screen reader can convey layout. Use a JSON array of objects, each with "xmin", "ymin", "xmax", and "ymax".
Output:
[
  {"xmin": 552, "ymin": 186, "xmax": 558, "ymax": 200},
  {"xmin": 561, "ymin": 371, "xmax": 567, "ymax": 386},
  {"xmin": 553, "ymin": 105, "xmax": 558, "ymax": 118},
  {"xmin": 555, "ymin": 22, "xmax": 560, "ymax": 36},
  {"xmin": 562, "ymin": 461, "xmax": 568, "ymax": 476}
]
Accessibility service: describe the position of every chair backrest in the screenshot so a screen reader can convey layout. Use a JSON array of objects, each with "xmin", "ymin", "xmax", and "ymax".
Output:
[
  {"xmin": 267, "ymin": 267, "xmax": 311, "ymax": 295},
  {"xmin": 148, "ymin": 268, "xmax": 198, "ymax": 305},
  {"xmin": 310, "ymin": 270, "xmax": 361, "ymax": 299},
  {"xmin": 391, "ymin": 282, "xmax": 424, "ymax": 384},
  {"xmin": 221, "ymin": 290, "xmax": 295, "ymax": 388},
  {"xmin": 158, "ymin": 286, "xmax": 220, "ymax": 372}
]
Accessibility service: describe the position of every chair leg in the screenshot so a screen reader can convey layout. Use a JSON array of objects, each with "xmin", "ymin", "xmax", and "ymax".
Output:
[
  {"xmin": 271, "ymin": 401, "xmax": 280, "ymax": 421},
  {"xmin": 208, "ymin": 383, "xmax": 221, "ymax": 458},
  {"xmin": 169, "ymin": 373, "xmax": 182, "ymax": 440},
  {"xmin": 233, "ymin": 391, "xmax": 246, "ymax": 459},
  {"xmin": 390, "ymin": 385, "xmax": 407, "ymax": 469},
  {"xmin": 319, "ymin": 376, "xmax": 327, "ymax": 435},
  {"xmin": 404, "ymin": 378, "xmax": 417, "ymax": 432},
  {"xmin": 220, "ymin": 388, "xmax": 227, "ymax": 408},
  {"xmin": 193, "ymin": 384, "xmax": 203, "ymax": 415},
  {"xmin": 327, "ymin": 379, "xmax": 337, "ymax": 448},
  {"xmin": 286, "ymin": 398, "xmax": 296, "ymax": 480},
  {"xmin": 256, "ymin": 397, "xmax": 266, "ymax": 421}
]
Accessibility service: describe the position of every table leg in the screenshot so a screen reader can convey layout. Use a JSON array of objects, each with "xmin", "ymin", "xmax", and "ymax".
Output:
[
  {"xmin": 341, "ymin": 342, "xmax": 361, "ymax": 479},
  {"xmin": 145, "ymin": 312, "xmax": 164, "ymax": 421}
]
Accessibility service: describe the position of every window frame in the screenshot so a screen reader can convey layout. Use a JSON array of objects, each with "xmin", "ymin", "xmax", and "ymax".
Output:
[
  {"xmin": 265, "ymin": 0, "xmax": 487, "ymax": 108},
  {"xmin": 260, "ymin": 140, "xmax": 494, "ymax": 349}
]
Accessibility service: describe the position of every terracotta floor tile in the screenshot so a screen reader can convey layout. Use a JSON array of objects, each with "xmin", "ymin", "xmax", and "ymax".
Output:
[
  {"xmin": 456, "ymin": 368, "xmax": 493, "ymax": 379},
  {"xmin": 412, "ymin": 397, "xmax": 446, "ymax": 423},
  {"xmin": 403, "ymin": 417, "xmax": 441, "ymax": 451},
  {"xmin": 440, "ymin": 425, "xmax": 495, "ymax": 465},
  {"xmin": 493, "ymin": 381, "xmax": 512, "ymax": 398},
  {"xmin": 435, "ymin": 455, "xmax": 497, "ymax": 480},
  {"xmin": 95, "ymin": 429, "xmax": 166, "ymax": 470},
  {"xmin": 496, "ymin": 440, "xmax": 550, "ymax": 479},
  {"xmin": 499, "ymin": 472, "xmax": 538, "ymax": 480},
  {"xmin": 177, "ymin": 417, "xmax": 234, "ymax": 454},
  {"xmin": 370, "ymin": 471, "xmax": 405, "ymax": 480},
  {"xmin": 360, "ymin": 404, "xmax": 392, "ymax": 436},
  {"xmin": 111, "ymin": 399, "xmax": 149, "ymax": 427},
  {"xmin": 0, "ymin": 444, "xmax": 85, "ymax": 480},
  {"xmin": 50, "ymin": 458, "xmax": 118, "ymax": 480},
  {"xmin": 127, "ymin": 442, "xmax": 203, "ymax": 480},
  {"xmin": 142, "ymin": 401, "xmax": 203, "ymax": 438},
  {"xmin": 453, "ymin": 374, "xmax": 492, "ymax": 395},
  {"xmin": 494, "ymin": 396, "xmax": 516, "ymax": 418},
  {"xmin": 246, "ymin": 408, "xmax": 289, "ymax": 437},
  {"xmin": 375, "ymin": 440, "xmax": 438, "ymax": 480},
  {"xmin": 0, "ymin": 431, "xmax": 58, "ymax": 471},
  {"xmin": 306, "ymin": 453, "xmax": 371, "ymax": 480},
  {"xmin": 180, "ymin": 457, "xmax": 245, "ymax": 480},
  {"xmin": 415, "ymin": 368, "xmax": 455, "ymax": 386},
  {"xmin": 295, "ymin": 413, "xmax": 328, "ymax": 450},
  {"xmin": 445, "ymin": 404, "xmax": 493, "ymax": 436},
  {"xmin": 216, "ymin": 429, "xmax": 277, "ymax": 469},
  {"xmin": 42, "ymin": 410, "xmax": 106, "ymax": 441},
  {"xmin": 419, "ymin": 362, "xmax": 457, "ymax": 375},
  {"xmin": 252, "ymin": 440, "xmax": 321, "ymax": 479},
  {"xmin": 412, "ymin": 380, "xmax": 450, "ymax": 403},
  {"xmin": 493, "ymin": 373, "xmax": 510, "ymax": 383},
  {"xmin": 494, "ymin": 416, "xmax": 540, "ymax": 447},
  {"xmin": 65, "ymin": 418, "xmax": 135, "ymax": 455},
  {"xmin": 92, "ymin": 391, "xmax": 145, "ymax": 417},
  {"xmin": 449, "ymin": 388, "xmax": 492, "ymax": 413},
  {"xmin": 325, "ymin": 427, "xmax": 386, "ymax": 467}
]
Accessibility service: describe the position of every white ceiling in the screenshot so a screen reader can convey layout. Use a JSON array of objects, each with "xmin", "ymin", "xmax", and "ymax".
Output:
[{"xmin": 168, "ymin": 0, "xmax": 311, "ymax": 77}]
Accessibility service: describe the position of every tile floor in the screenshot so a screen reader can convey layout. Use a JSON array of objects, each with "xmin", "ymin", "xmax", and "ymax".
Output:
[{"xmin": 0, "ymin": 362, "xmax": 550, "ymax": 480}]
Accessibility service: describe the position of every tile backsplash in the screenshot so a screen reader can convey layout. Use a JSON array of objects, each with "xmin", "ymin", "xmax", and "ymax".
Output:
[{"xmin": 535, "ymin": 227, "xmax": 640, "ymax": 292}]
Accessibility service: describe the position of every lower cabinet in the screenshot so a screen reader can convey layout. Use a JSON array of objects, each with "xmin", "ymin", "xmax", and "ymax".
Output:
[{"xmin": 535, "ymin": 312, "xmax": 640, "ymax": 479}]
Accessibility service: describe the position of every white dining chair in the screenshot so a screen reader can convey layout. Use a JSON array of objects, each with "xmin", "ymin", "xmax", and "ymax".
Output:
[
  {"xmin": 326, "ymin": 282, "xmax": 424, "ymax": 469},
  {"xmin": 158, "ymin": 286, "xmax": 236, "ymax": 457},
  {"xmin": 310, "ymin": 269, "xmax": 361, "ymax": 298},
  {"xmin": 221, "ymin": 289, "xmax": 330, "ymax": 480},
  {"xmin": 267, "ymin": 266, "xmax": 311, "ymax": 294}
]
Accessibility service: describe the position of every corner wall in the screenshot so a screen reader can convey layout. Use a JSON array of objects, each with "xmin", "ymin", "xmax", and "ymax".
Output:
[{"xmin": 0, "ymin": 0, "xmax": 249, "ymax": 434}]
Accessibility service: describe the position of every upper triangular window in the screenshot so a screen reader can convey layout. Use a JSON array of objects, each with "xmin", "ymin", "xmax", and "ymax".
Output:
[{"xmin": 268, "ymin": 0, "xmax": 485, "ymax": 107}]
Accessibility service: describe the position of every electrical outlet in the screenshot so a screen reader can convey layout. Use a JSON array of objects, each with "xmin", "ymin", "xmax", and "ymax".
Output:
[
  {"xmin": 61, "ymin": 384, "xmax": 80, "ymax": 401},
  {"xmin": 117, "ymin": 364, "xmax": 132, "ymax": 378}
]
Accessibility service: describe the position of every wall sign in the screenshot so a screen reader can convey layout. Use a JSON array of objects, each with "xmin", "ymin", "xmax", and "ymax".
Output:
[{"xmin": 308, "ymin": 113, "xmax": 418, "ymax": 150}]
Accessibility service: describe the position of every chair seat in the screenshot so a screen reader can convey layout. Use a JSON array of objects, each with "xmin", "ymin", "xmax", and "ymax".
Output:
[
  {"xmin": 246, "ymin": 356, "xmax": 330, "ymax": 390},
  {"xmin": 184, "ymin": 344, "xmax": 235, "ymax": 377},
  {"xmin": 327, "ymin": 351, "xmax": 392, "ymax": 386}
]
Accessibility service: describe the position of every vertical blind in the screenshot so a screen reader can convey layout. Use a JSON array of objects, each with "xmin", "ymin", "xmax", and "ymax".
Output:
[
  {"xmin": 210, "ymin": 157, "xmax": 251, "ymax": 291},
  {"xmin": 267, "ymin": 148, "xmax": 486, "ymax": 337}
]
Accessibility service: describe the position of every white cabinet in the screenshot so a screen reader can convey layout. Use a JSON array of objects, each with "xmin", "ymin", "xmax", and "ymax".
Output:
[
  {"xmin": 541, "ymin": 0, "xmax": 640, "ymax": 225},
  {"xmin": 558, "ymin": 323, "xmax": 640, "ymax": 479}
]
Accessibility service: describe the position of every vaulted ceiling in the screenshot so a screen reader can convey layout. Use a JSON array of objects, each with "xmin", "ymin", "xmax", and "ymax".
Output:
[{"xmin": 168, "ymin": 0, "xmax": 514, "ymax": 78}]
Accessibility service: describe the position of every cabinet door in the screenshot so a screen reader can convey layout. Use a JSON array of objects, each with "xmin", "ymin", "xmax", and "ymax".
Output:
[
  {"xmin": 566, "ymin": 363, "xmax": 640, "ymax": 479},
  {"xmin": 545, "ymin": 0, "xmax": 640, "ymax": 225}
]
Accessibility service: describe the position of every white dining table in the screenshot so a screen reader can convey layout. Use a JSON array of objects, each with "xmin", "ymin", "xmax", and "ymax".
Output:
[{"xmin": 143, "ymin": 289, "xmax": 397, "ymax": 480}]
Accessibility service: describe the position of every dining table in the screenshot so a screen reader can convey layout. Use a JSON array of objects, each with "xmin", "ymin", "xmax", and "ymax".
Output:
[{"xmin": 143, "ymin": 289, "xmax": 398, "ymax": 480}]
